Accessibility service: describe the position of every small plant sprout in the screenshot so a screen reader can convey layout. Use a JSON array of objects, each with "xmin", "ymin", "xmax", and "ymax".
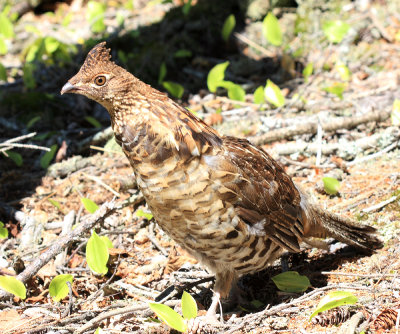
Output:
[
  {"xmin": 0, "ymin": 275, "xmax": 26, "ymax": 300},
  {"xmin": 149, "ymin": 291, "xmax": 198, "ymax": 332},
  {"xmin": 262, "ymin": 12, "xmax": 282, "ymax": 46},
  {"xmin": 4, "ymin": 151, "xmax": 23, "ymax": 167},
  {"xmin": 303, "ymin": 63, "xmax": 313, "ymax": 81},
  {"xmin": 222, "ymin": 14, "xmax": 236, "ymax": 42},
  {"xmin": 310, "ymin": 291, "xmax": 357, "ymax": 321},
  {"xmin": 264, "ymin": 79, "xmax": 285, "ymax": 107},
  {"xmin": 49, "ymin": 274, "xmax": 73, "ymax": 302},
  {"xmin": 86, "ymin": 1, "xmax": 106, "ymax": 33},
  {"xmin": 253, "ymin": 86, "xmax": 265, "ymax": 104},
  {"xmin": 81, "ymin": 198, "xmax": 99, "ymax": 214},
  {"xmin": 40, "ymin": 144, "xmax": 58, "ymax": 169},
  {"xmin": 207, "ymin": 61, "xmax": 230, "ymax": 93},
  {"xmin": 272, "ymin": 271, "xmax": 311, "ymax": 293},
  {"xmin": 207, "ymin": 61, "xmax": 245, "ymax": 101},
  {"xmin": 86, "ymin": 230, "xmax": 109, "ymax": 275},
  {"xmin": 0, "ymin": 221, "xmax": 8, "ymax": 239},
  {"xmin": 323, "ymin": 83, "xmax": 346, "ymax": 100},
  {"xmin": 391, "ymin": 99, "xmax": 400, "ymax": 126},
  {"xmin": 162, "ymin": 81, "xmax": 184, "ymax": 99},
  {"xmin": 322, "ymin": 177, "xmax": 341, "ymax": 196},
  {"xmin": 136, "ymin": 209, "xmax": 153, "ymax": 221},
  {"xmin": 322, "ymin": 20, "xmax": 350, "ymax": 44}
]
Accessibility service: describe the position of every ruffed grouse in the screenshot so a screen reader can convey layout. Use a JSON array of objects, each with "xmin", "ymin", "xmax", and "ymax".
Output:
[{"xmin": 61, "ymin": 42, "xmax": 382, "ymax": 310}]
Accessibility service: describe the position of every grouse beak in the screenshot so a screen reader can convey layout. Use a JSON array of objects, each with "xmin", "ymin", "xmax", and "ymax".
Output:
[{"xmin": 61, "ymin": 82, "xmax": 77, "ymax": 95}]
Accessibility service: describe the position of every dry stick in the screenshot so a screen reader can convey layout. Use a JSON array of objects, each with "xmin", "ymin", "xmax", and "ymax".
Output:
[
  {"xmin": 362, "ymin": 195, "xmax": 399, "ymax": 214},
  {"xmin": 249, "ymin": 109, "xmax": 391, "ymax": 146},
  {"xmin": 274, "ymin": 128, "xmax": 399, "ymax": 156},
  {"xmin": 233, "ymin": 32, "xmax": 275, "ymax": 58},
  {"xmin": 346, "ymin": 141, "xmax": 400, "ymax": 166},
  {"xmin": 74, "ymin": 300, "xmax": 179, "ymax": 334},
  {"xmin": 0, "ymin": 193, "xmax": 144, "ymax": 301},
  {"xmin": 225, "ymin": 284, "xmax": 383, "ymax": 334},
  {"xmin": 321, "ymin": 272, "xmax": 399, "ymax": 278}
]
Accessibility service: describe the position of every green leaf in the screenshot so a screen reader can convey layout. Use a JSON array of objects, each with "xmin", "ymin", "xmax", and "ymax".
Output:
[
  {"xmin": 44, "ymin": 37, "xmax": 60, "ymax": 54},
  {"xmin": 182, "ymin": 0, "xmax": 192, "ymax": 16},
  {"xmin": 322, "ymin": 177, "xmax": 341, "ymax": 195},
  {"xmin": 322, "ymin": 20, "xmax": 350, "ymax": 43},
  {"xmin": 40, "ymin": 144, "xmax": 57, "ymax": 169},
  {"xmin": 162, "ymin": 81, "xmax": 184, "ymax": 99},
  {"xmin": 104, "ymin": 136, "xmax": 123, "ymax": 153},
  {"xmin": 303, "ymin": 63, "xmax": 313, "ymax": 81},
  {"xmin": 87, "ymin": 1, "xmax": 106, "ymax": 33},
  {"xmin": 222, "ymin": 14, "xmax": 236, "ymax": 42},
  {"xmin": 264, "ymin": 79, "xmax": 285, "ymax": 107},
  {"xmin": 94, "ymin": 328, "xmax": 105, "ymax": 334},
  {"xmin": 0, "ymin": 36, "xmax": 7, "ymax": 55},
  {"xmin": 49, "ymin": 274, "xmax": 73, "ymax": 302},
  {"xmin": 181, "ymin": 291, "xmax": 197, "ymax": 320},
  {"xmin": 174, "ymin": 49, "xmax": 192, "ymax": 58},
  {"xmin": 136, "ymin": 209, "xmax": 153, "ymax": 221},
  {"xmin": 85, "ymin": 116, "xmax": 102, "ymax": 128},
  {"xmin": 81, "ymin": 198, "xmax": 99, "ymax": 214},
  {"xmin": 335, "ymin": 61, "xmax": 351, "ymax": 81},
  {"xmin": 323, "ymin": 83, "xmax": 346, "ymax": 99},
  {"xmin": 253, "ymin": 86, "xmax": 265, "ymax": 104},
  {"xmin": 158, "ymin": 62, "xmax": 167, "ymax": 84},
  {"xmin": 0, "ymin": 13, "xmax": 14, "ymax": 38},
  {"xmin": 391, "ymin": 99, "xmax": 400, "ymax": 126},
  {"xmin": 62, "ymin": 13, "xmax": 72, "ymax": 27},
  {"xmin": 262, "ymin": 12, "xmax": 282, "ymax": 46},
  {"xmin": 23, "ymin": 63, "xmax": 36, "ymax": 89},
  {"xmin": 207, "ymin": 61, "xmax": 229, "ymax": 93},
  {"xmin": 250, "ymin": 299, "xmax": 264, "ymax": 308},
  {"xmin": 0, "ymin": 276, "xmax": 26, "ymax": 299},
  {"xmin": 149, "ymin": 303, "xmax": 187, "ymax": 332},
  {"xmin": 271, "ymin": 271, "xmax": 310, "ymax": 293},
  {"xmin": 219, "ymin": 81, "xmax": 245, "ymax": 101},
  {"xmin": 0, "ymin": 221, "xmax": 8, "ymax": 239},
  {"xmin": 100, "ymin": 236, "xmax": 114, "ymax": 249},
  {"xmin": 86, "ymin": 230, "xmax": 108, "ymax": 275},
  {"xmin": 26, "ymin": 115, "xmax": 41, "ymax": 129},
  {"xmin": 48, "ymin": 199, "xmax": 61, "ymax": 210},
  {"xmin": 309, "ymin": 291, "xmax": 357, "ymax": 321},
  {"xmin": 5, "ymin": 151, "xmax": 23, "ymax": 167},
  {"xmin": 0, "ymin": 63, "xmax": 6, "ymax": 81}
]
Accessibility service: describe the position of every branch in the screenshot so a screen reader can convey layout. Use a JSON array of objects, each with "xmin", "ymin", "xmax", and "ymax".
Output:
[
  {"xmin": 250, "ymin": 109, "xmax": 391, "ymax": 146},
  {"xmin": 0, "ymin": 193, "xmax": 144, "ymax": 301}
]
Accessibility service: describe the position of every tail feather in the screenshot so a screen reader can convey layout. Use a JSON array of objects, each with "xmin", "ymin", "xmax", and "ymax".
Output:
[{"xmin": 307, "ymin": 204, "xmax": 383, "ymax": 251}]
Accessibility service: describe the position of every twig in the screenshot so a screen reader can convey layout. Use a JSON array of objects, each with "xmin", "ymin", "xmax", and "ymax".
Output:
[
  {"xmin": 89, "ymin": 145, "xmax": 124, "ymax": 155},
  {"xmin": 0, "ymin": 132, "xmax": 50, "ymax": 153},
  {"xmin": 0, "ymin": 142, "xmax": 50, "ymax": 152},
  {"xmin": 362, "ymin": 195, "xmax": 399, "ymax": 213},
  {"xmin": 233, "ymin": 32, "xmax": 275, "ymax": 57},
  {"xmin": 321, "ymin": 271, "xmax": 398, "ymax": 278},
  {"xmin": 74, "ymin": 304, "xmax": 147, "ymax": 333},
  {"xmin": 148, "ymin": 222, "xmax": 168, "ymax": 256},
  {"xmin": 0, "ymin": 193, "xmax": 144, "ymax": 301},
  {"xmin": 346, "ymin": 141, "xmax": 399, "ymax": 166},
  {"xmin": 250, "ymin": 109, "xmax": 391, "ymax": 145},
  {"xmin": 273, "ymin": 127, "xmax": 399, "ymax": 156}
]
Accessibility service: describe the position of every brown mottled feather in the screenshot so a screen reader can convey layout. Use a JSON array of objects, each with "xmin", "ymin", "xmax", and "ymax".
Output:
[{"xmin": 61, "ymin": 42, "xmax": 382, "ymax": 299}]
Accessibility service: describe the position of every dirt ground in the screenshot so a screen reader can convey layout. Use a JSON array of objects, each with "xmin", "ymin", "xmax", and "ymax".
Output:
[{"xmin": 0, "ymin": 0, "xmax": 399, "ymax": 333}]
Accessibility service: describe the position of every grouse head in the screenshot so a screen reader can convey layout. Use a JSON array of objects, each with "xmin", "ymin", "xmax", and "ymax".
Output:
[{"xmin": 61, "ymin": 42, "xmax": 138, "ymax": 111}]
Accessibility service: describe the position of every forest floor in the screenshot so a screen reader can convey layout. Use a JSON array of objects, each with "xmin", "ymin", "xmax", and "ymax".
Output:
[{"xmin": 0, "ymin": 0, "xmax": 400, "ymax": 333}]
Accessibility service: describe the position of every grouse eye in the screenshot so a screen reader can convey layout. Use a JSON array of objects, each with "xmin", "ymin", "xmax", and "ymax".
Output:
[{"xmin": 94, "ymin": 75, "xmax": 106, "ymax": 86}]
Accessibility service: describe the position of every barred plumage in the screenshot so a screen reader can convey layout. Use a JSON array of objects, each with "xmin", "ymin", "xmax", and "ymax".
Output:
[{"xmin": 61, "ymin": 42, "xmax": 382, "ymax": 305}]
